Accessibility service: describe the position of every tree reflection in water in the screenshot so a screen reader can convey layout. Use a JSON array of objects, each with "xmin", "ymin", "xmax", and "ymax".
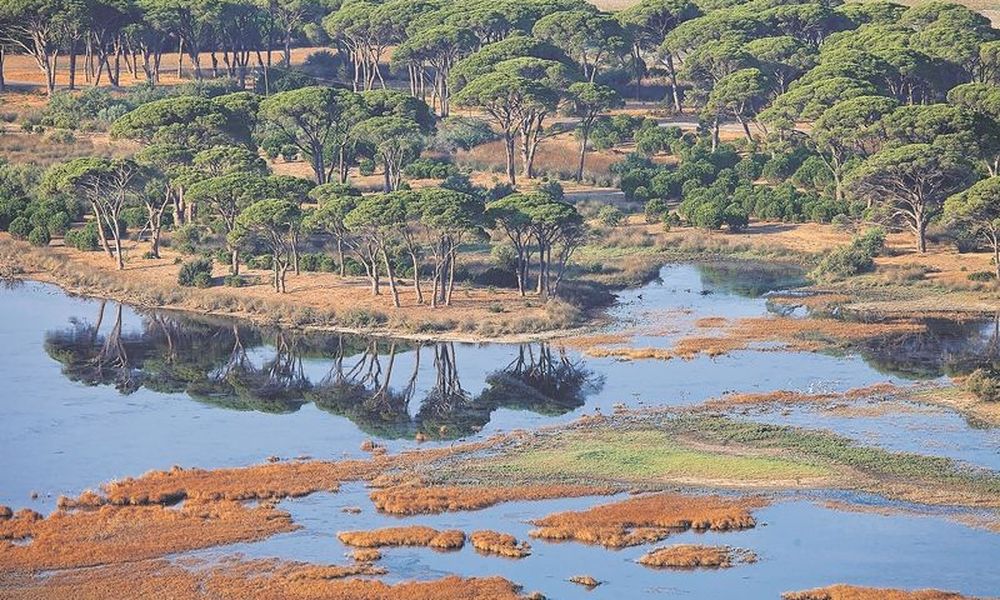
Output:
[{"xmin": 43, "ymin": 303, "xmax": 601, "ymax": 440}]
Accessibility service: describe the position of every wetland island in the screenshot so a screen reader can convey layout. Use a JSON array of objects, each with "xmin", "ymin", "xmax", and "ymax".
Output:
[{"xmin": 1, "ymin": 0, "xmax": 1000, "ymax": 598}]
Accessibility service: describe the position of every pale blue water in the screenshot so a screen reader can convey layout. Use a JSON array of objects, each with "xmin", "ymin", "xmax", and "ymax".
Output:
[{"xmin": 2, "ymin": 264, "xmax": 998, "ymax": 598}]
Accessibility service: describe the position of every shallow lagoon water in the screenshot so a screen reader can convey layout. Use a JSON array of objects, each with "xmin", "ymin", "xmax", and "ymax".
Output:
[{"xmin": 2, "ymin": 264, "xmax": 1000, "ymax": 597}]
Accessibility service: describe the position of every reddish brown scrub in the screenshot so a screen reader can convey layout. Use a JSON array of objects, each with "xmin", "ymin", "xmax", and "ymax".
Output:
[
  {"xmin": 370, "ymin": 484, "xmax": 615, "ymax": 515},
  {"xmin": 529, "ymin": 492, "xmax": 764, "ymax": 548},
  {"xmin": 337, "ymin": 526, "xmax": 465, "ymax": 550},
  {"xmin": 782, "ymin": 585, "xmax": 976, "ymax": 600},
  {"xmin": 637, "ymin": 544, "xmax": 757, "ymax": 569},
  {"xmin": 470, "ymin": 531, "xmax": 531, "ymax": 558}
]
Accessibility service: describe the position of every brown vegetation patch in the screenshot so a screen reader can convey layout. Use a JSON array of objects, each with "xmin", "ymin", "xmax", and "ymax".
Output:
[
  {"xmin": 369, "ymin": 484, "xmax": 616, "ymax": 515},
  {"xmin": 2, "ymin": 557, "xmax": 523, "ymax": 600},
  {"xmin": 528, "ymin": 492, "xmax": 764, "ymax": 548},
  {"xmin": 671, "ymin": 316, "xmax": 925, "ymax": 360},
  {"xmin": 637, "ymin": 544, "xmax": 756, "ymax": 569},
  {"xmin": 0, "ymin": 501, "xmax": 296, "ymax": 571},
  {"xmin": 701, "ymin": 383, "xmax": 899, "ymax": 410},
  {"xmin": 568, "ymin": 575, "xmax": 601, "ymax": 587},
  {"xmin": 470, "ymin": 531, "xmax": 531, "ymax": 558},
  {"xmin": 782, "ymin": 585, "xmax": 975, "ymax": 600},
  {"xmin": 767, "ymin": 293, "xmax": 854, "ymax": 313},
  {"xmin": 350, "ymin": 548, "xmax": 382, "ymax": 562},
  {"xmin": 695, "ymin": 316, "xmax": 728, "ymax": 328},
  {"xmin": 0, "ymin": 505, "xmax": 13, "ymax": 520},
  {"xmin": 337, "ymin": 526, "xmax": 465, "ymax": 550},
  {"xmin": 93, "ymin": 459, "xmax": 380, "ymax": 506}
]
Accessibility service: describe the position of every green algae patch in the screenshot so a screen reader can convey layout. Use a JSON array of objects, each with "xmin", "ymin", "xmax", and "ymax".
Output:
[{"xmin": 486, "ymin": 429, "xmax": 831, "ymax": 485}]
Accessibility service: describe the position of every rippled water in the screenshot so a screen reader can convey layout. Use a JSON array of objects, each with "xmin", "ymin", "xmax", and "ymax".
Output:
[{"xmin": 2, "ymin": 263, "xmax": 999, "ymax": 597}]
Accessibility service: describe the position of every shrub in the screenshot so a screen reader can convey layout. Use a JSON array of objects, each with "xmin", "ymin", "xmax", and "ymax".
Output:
[
  {"xmin": 178, "ymin": 257, "xmax": 213, "ymax": 287},
  {"xmin": 46, "ymin": 211, "xmax": 71, "ymax": 237},
  {"xmin": 598, "ymin": 205, "xmax": 624, "ymax": 227},
  {"xmin": 968, "ymin": 271, "xmax": 995, "ymax": 282},
  {"xmin": 224, "ymin": 274, "xmax": 244, "ymax": 287},
  {"xmin": 27, "ymin": 226, "xmax": 50, "ymax": 247},
  {"xmin": 434, "ymin": 116, "xmax": 497, "ymax": 152},
  {"xmin": 8, "ymin": 216, "xmax": 32, "ymax": 240},
  {"xmin": 809, "ymin": 228, "xmax": 885, "ymax": 281},
  {"xmin": 965, "ymin": 368, "xmax": 1000, "ymax": 402},
  {"xmin": 171, "ymin": 224, "xmax": 204, "ymax": 255},
  {"xmin": 64, "ymin": 223, "xmax": 101, "ymax": 251},
  {"xmin": 643, "ymin": 198, "xmax": 668, "ymax": 223},
  {"xmin": 359, "ymin": 158, "xmax": 376, "ymax": 176},
  {"xmin": 403, "ymin": 158, "xmax": 460, "ymax": 180},
  {"xmin": 120, "ymin": 207, "xmax": 147, "ymax": 230}
]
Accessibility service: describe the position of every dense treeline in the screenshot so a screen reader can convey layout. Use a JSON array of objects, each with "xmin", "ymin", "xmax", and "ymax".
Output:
[{"xmin": 1, "ymin": 0, "xmax": 999, "ymax": 302}]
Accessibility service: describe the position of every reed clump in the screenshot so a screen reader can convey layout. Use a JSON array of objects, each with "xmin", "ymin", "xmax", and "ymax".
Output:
[
  {"xmin": 637, "ymin": 544, "xmax": 757, "ymax": 569},
  {"xmin": 568, "ymin": 575, "xmax": 601, "ymax": 588},
  {"xmin": 337, "ymin": 526, "xmax": 465, "ymax": 550},
  {"xmin": 350, "ymin": 549, "xmax": 382, "ymax": 562},
  {"xmin": 469, "ymin": 530, "xmax": 531, "ymax": 558},
  {"xmin": 95, "ymin": 459, "xmax": 380, "ymax": 506},
  {"xmin": 369, "ymin": 484, "xmax": 615, "ymax": 515},
  {"xmin": 0, "ymin": 501, "xmax": 296, "ymax": 570},
  {"xmin": 529, "ymin": 492, "xmax": 763, "ymax": 548},
  {"xmin": 9, "ymin": 558, "xmax": 525, "ymax": 600},
  {"xmin": 782, "ymin": 585, "xmax": 973, "ymax": 600}
]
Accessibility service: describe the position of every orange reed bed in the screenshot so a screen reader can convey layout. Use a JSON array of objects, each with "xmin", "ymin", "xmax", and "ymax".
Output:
[
  {"xmin": 528, "ymin": 492, "xmax": 765, "ymax": 548},
  {"xmin": 700, "ymin": 383, "xmax": 900, "ymax": 410},
  {"xmin": 350, "ymin": 548, "xmax": 382, "ymax": 562},
  {"xmin": 65, "ymin": 459, "xmax": 384, "ymax": 507},
  {"xmin": 337, "ymin": 526, "xmax": 465, "ymax": 550},
  {"xmin": 782, "ymin": 585, "xmax": 976, "ymax": 600},
  {"xmin": 469, "ymin": 531, "xmax": 531, "ymax": 558},
  {"xmin": 0, "ymin": 501, "xmax": 296, "ymax": 571},
  {"xmin": 370, "ymin": 484, "xmax": 616, "ymax": 515},
  {"xmin": 583, "ymin": 316, "xmax": 926, "ymax": 362},
  {"xmin": 1, "ymin": 557, "xmax": 525, "ymax": 600},
  {"xmin": 637, "ymin": 544, "xmax": 757, "ymax": 569}
]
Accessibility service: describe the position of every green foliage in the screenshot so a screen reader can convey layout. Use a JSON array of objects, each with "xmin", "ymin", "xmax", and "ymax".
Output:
[
  {"xmin": 8, "ymin": 217, "xmax": 32, "ymax": 240},
  {"xmin": 403, "ymin": 158, "xmax": 460, "ymax": 180},
  {"xmin": 64, "ymin": 223, "xmax": 101, "ymax": 252},
  {"xmin": 809, "ymin": 227, "xmax": 886, "ymax": 281},
  {"xmin": 965, "ymin": 368, "xmax": 1000, "ymax": 402},
  {"xmin": 27, "ymin": 226, "xmax": 50, "ymax": 247},
  {"xmin": 597, "ymin": 205, "xmax": 624, "ymax": 227},
  {"xmin": 178, "ymin": 257, "xmax": 214, "ymax": 287},
  {"xmin": 433, "ymin": 116, "xmax": 497, "ymax": 152}
]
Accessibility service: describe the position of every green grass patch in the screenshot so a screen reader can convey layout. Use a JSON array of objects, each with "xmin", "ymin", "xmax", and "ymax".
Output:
[{"xmin": 487, "ymin": 429, "xmax": 830, "ymax": 483}]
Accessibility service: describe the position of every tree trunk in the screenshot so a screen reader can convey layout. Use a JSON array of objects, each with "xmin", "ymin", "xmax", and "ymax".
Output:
[
  {"xmin": 337, "ymin": 238, "xmax": 346, "ymax": 277},
  {"xmin": 576, "ymin": 124, "xmax": 589, "ymax": 181},
  {"xmin": 916, "ymin": 219, "xmax": 927, "ymax": 253},
  {"xmin": 445, "ymin": 246, "xmax": 456, "ymax": 306},
  {"xmin": 0, "ymin": 45, "xmax": 5, "ymax": 92},
  {"xmin": 382, "ymin": 248, "xmax": 400, "ymax": 308},
  {"xmin": 504, "ymin": 134, "xmax": 517, "ymax": 186},
  {"xmin": 410, "ymin": 251, "xmax": 423, "ymax": 303},
  {"xmin": 68, "ymin": 39, "xmax": 78, "ymax": 90},
  {"xmin": 231, "ymin": 248, "xmax": 240, "ymax": 275}
]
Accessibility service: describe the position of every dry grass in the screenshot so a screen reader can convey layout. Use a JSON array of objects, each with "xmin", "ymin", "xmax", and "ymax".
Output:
[
  {"xmin": 369, "ymin": 484, "xmax": 616, "ymax": 515},
  {"xmin": 0, "ymin": 234, "xmax": 569, "ymax": 342},
  {"xmin": 0, "ymin": 130, "xmax": 137, "ymax": 167},
  {"xmin": 637, "ymin": 544, "xmax": 757, "ymax": 569},
  {"xmin": 455, "ymin": 134, "xmax": 622, "ymax": 184},
  {"xmin": 568, "ymin": 575, "xmax": 601, "ymax": 588},
  {"xmin": 87, "ymin": 459, "xmax": 381, "ymax": 506},
  {"xmin": 0, "ymin": 501, "xmax": 296, "ymax": 571},
  {"xmin": 782, "ymin": 585, "xmax": 975, "ymax": 600},
  {"xmin": 528, "ymin": 492, "xmax": 764, "ymax": 548},
  {"xmin": 469, "ymin": 531, "xmax": 531, "ymax": 558},
  {"xmin": 337, "ymin": 526, "xmax": 465, "ymax": 550},
  {"xmin": 700, "ymin": 383, "xmax": 899, "ymax": 411},
  {"xmin": 350, "ymin": 548, "xmax": 382, "ymax": 562},
  {"xmin": 2, "ymin": 557, "xmax": 524, "ymax": 600}
]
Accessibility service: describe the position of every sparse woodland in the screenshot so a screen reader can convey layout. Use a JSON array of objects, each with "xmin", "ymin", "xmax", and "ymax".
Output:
[{"xmin": 0, "ymin": 0, "xmax": 997, "ymax": 311}]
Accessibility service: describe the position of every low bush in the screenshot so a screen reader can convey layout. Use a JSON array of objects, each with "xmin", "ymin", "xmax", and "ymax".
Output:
[
  {"xmin": 967, "ymin": 271, "xmax": 995, "ymax": 282},
  {"xmin": 64, "ymin": 223, "xmax": 101, "ymax": 251},
  {"xmin": 178, "ymin": 257, "xmax": 213, "ymax": 287},
  {"xmin": 965, "ymin": 368, "xmax": 1000, "ymax": 402},
  {"xmin": 27, "ymin": 226, "xmax": 50, "ymax": 247},
  {"xmin": 597, "ymin": 205, "xmax": 624, "ymax": 227},
  {"xmin": 403, "ymin": 158, "xmax": 460, "ymax": 180},
  {"xmin": 809, "ymin": 227, "xmax": 885, "ymax": 282}
]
